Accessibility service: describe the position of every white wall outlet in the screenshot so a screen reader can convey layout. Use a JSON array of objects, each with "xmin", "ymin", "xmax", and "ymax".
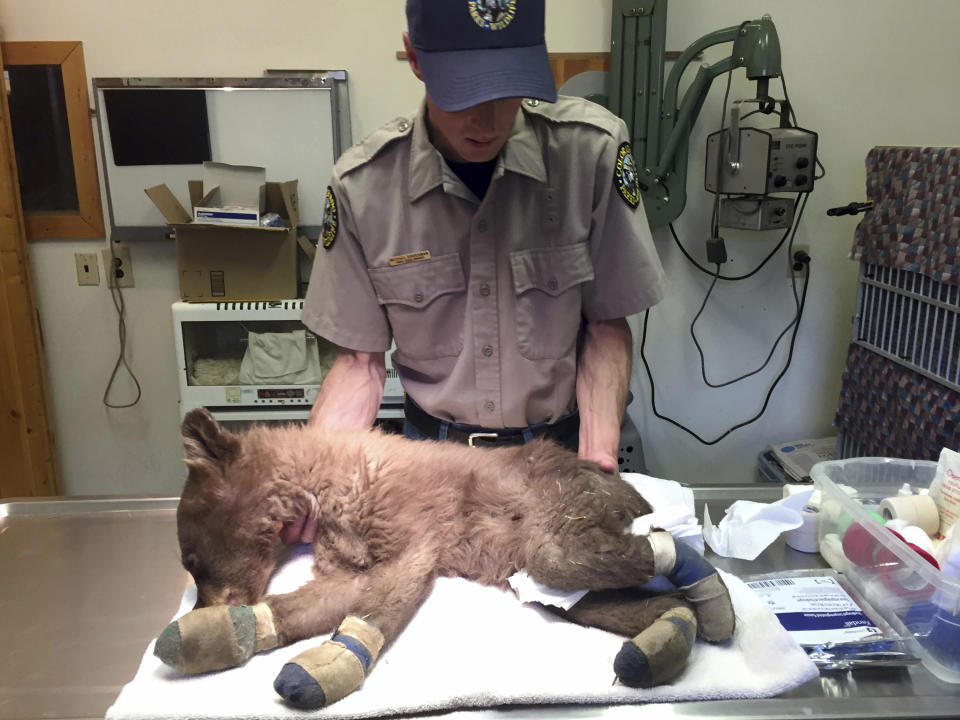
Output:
[
  {"xmin": 788, "ymin": 244, "xmax": 810, "ymax": 278},
  {"xmin": 74, "ymin": 252, "xmax": 100, "ymax": 286},
  {"xmin": 102, "ymin": 246, "xmax": 135, "ymax": 288}
]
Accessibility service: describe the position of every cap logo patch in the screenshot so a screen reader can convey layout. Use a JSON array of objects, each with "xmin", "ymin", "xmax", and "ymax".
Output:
[
  {"xmin": 321, "ymin": 186, "xmax": 338, "ymax": 249},
  {"xmin": 615, "ymin": 142, "xmax": 641, "ymax": 209},
  {"xmin": 469, "ymin": 0, "xmax": 517, "ymax": 30}
]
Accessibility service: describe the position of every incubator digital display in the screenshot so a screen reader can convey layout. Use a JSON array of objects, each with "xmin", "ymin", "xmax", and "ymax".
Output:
[{"xmin": 257, "ymin": 388, "xmax": 305, "ymax": 399}]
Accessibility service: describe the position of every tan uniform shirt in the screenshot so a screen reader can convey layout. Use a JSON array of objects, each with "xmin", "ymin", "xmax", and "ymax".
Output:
[{"xmin": 302, "ymin": 96, "xmax": 666, "ymax": 428}]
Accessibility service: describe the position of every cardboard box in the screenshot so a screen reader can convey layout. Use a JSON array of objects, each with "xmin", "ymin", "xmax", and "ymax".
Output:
[
  {"xmin": 194, "ymin": 162, "xmax": 266, "ymax": 226},
  {"xmin": 146, "ymin": 178, "xmax": 299, "ymax": 302}
]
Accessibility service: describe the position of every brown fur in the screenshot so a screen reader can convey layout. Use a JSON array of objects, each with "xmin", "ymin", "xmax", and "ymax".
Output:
[{"xmin": 177, "ymin": 408, "xmax": 692, "ymax": 648}]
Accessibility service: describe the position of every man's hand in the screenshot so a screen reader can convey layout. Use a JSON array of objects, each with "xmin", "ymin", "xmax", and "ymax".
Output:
[
  {"xmin": 580, "ymin": 448, "xmax": 618, "ymax": 473},
  {"xmin": 280, "ymin": 515, "xmax": 318, "ymax": 546}
]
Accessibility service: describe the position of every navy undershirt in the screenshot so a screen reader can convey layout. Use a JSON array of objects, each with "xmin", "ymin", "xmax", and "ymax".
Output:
[{"xmin": 445, "ymin": 157, "xmax": 497, "ymax": 200}]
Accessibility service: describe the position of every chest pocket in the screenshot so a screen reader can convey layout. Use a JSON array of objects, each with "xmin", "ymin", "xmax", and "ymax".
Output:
[
  {"xmin": 510, "ymin": 243, "xmax": 595, "ymax": 360},
  {"xmin": 368, "ymin": 252, "xmax": 466, "ymax": 361}
]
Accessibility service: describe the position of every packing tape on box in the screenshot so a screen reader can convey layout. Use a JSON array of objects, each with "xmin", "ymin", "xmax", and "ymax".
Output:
[
  {"xmin": 785, "ymin": 505, "xmax": 820, "ymax": 553},
  {"xmin": 880, "ymin": 495, "xmax": 940, "ymax": 536}
]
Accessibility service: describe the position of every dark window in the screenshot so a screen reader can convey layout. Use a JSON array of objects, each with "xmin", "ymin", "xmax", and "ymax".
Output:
[{"xmin": 7, "ymin": 65, "xmax": 79, "ymax": 213}]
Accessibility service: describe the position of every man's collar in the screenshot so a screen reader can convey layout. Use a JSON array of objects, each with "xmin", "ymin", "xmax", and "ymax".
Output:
[
  {"xmin": 408, "ymin": 102, "xmax": 547, "ymax": 203},
  {"xmin": 408, "ymin": 102, "xmax": 445, "ymax": 202},
  {"xmin": 499, "ymin": 108, "xmax": 547, "ymax": 184}
]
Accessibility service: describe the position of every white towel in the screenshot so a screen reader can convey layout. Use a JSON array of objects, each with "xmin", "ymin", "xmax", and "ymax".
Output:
[
  {"xmin": 106, "ymin": 550, "xmax": 818, "ymax": 720},
  {"xmin": 238, "ymin": 330, "xmax": 323, "ymax": 385}
]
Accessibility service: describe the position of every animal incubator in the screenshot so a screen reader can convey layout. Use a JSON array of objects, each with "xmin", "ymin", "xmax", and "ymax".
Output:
[{"xmin": 171, "ymin": 300, "xmax": 404, "ymax": 425}]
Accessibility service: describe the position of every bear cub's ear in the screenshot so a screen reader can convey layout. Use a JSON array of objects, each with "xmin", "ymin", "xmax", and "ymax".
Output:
[{"xmin": 181, "ymin": 408, "xmax": 240, "ymax": 468}]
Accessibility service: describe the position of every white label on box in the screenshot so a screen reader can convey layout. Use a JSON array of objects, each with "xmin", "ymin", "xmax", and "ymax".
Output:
[
  {"xmin": 195, "ymin": 208, "xmax": 260, "ymax": 226},
  {"xmin": 746, "ymin": 576, "xmax": 880, "ymax": 644}
]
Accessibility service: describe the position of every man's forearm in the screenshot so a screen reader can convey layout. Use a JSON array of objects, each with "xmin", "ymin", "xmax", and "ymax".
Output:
[
  {"xmin": 308, "ymin": 349, "xmax": 386, "ymax": 430},
  {"xmin": 576, "ymin": 318, "xmax": 632, "ymax": 472}
]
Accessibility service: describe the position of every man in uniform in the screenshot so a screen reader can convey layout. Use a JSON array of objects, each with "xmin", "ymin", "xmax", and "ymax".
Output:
[{"xmin": 292, "ymin": 0, "xmax": 665, "ymax": 544}]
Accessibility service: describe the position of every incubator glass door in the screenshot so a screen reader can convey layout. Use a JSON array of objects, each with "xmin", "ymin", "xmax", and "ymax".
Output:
[{"xmin": 180, "ymin": 319, "xmax": 336, "ymax": 388}]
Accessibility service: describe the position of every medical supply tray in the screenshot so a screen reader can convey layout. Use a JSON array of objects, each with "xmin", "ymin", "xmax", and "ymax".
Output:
[{"xmin": 813, "ymin": 457, "xmax": 960, "ymax": 683}]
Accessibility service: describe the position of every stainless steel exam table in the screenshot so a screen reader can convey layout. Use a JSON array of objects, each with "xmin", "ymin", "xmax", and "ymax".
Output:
[{"xmin": 2, "ymin": 486, "xmax": 959, "ymax": 720}]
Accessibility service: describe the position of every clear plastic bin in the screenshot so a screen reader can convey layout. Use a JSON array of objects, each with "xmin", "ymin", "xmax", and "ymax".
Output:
[{"xmin": 812, "ymin": 457, "xmax": 960, "ymax": 683}]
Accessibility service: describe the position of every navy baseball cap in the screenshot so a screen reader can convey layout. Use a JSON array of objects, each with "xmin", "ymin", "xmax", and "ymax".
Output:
[{"xmin": 406, "ymin": 0, "xmax": 557, "ymax": 112}]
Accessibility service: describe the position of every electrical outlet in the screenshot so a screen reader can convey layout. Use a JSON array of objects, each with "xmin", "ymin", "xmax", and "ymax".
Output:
[
  {"xmin": 102, "ymin": 246, "xmax": 135, "ymax": 288},
  {"xmin": 788, "ymin": 244, "xmax": 810, "ymax": 278},
  {"xmin": 74, "ymin": 252, "xmax": 100, "ymax": 286}
]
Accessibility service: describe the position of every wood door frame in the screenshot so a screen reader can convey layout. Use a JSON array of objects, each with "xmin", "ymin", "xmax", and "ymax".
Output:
[
  {"xmin": 1, "ymin": 41, "xmax": 105, "ymax": 240},
  {"xmin": 0, "ymin": 50, "xmax": 61, "ymax": 498}
]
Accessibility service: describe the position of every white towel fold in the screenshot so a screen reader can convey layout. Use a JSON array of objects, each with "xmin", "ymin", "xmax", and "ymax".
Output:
[
  {"xmin": 238, "ymin": 330, "xmax": 323, "ymax": 385},
  {"xmin": 107, "ymin": 551, "xmax": 817, "ymax": 720}
]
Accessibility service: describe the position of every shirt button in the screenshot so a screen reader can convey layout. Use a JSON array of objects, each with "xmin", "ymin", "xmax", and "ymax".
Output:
[
  {"xmin": 479, "ymin": 283, "xmax": 491, "ymax": 297},
  {"xmin": 414, "ymin": 291, "xmax": 424, "ymax": 303},
  {"xmin": 477, "ymin": 219, "xmax": 488, "ymax": 232},
  {"xmin": 482, "ymin": 344, "xmax": 494, "ymax": 357},
  {"xmin": 484, "ymin": 400, "xmax": 495, "ymax": 412},
  {"xmin": 398, "ymin": 120, "xmax": 410, "ymax": 132},
  {"xmin": 547, "ymin": 278, "xmax": 559, "ymax": 291}
]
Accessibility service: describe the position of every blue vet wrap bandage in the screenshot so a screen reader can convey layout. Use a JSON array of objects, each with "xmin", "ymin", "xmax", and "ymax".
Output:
[
  {"xmin": 273, "ymin": 663, "xmax": 327, "ymax": 709},
  {"xmin": 332, "ymin": 632, "xmax": 373, "ymax": 672},
  {"xmin": 666, "ymin": 614, "xmax": 697, "ymax": 646},
  {"xmin": 669, "ymin": 538, "xmax": 717, "ymax": 588},
  {"xmin": 613, "ymin": 642, "xmax": 651, "ymax": 687}
]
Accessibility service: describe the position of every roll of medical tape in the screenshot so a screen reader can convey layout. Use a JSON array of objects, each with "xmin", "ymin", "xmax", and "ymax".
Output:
[
  {"xmin": 841, "ymin": 510, "xmax": 887, "ymax": 567},
  {"xmin": 899, "ymin": 524, "xmax": 936, "ymax": 554},
  {"xmin": 785, "ymin": 506, "xmax": 819, "ymax": 553},
  {"xmin": 879, "ymin": 495, "xmax": 940, "ymax": 536},
  {"xmin": 930, "ymin": 608, "xmax": 960, "ymax": 667}
]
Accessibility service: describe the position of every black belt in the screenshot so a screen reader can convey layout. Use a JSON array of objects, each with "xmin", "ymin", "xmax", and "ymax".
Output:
[{"xmin": 403, "ymin": 397, "xmax": 579, "ymax": 448}]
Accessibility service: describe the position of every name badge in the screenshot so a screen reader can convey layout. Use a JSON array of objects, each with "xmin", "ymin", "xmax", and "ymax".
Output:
[{"xmin": 388, "ymin": 250, "xmax": 431, "ymax": 266}]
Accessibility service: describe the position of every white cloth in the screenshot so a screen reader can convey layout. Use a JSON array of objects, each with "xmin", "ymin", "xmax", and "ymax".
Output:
[
  {"xmin": 106, "ymin": 545, "xmax": 817, "ymax": 720},
  {"xmin": 703, "ymin": 490, "xmax": 814, "ymax": 561},
  {"xmin": 238, "ymin": 330, "xmax": 323, "ymax": 385},
  {"xmin": 622, "ymin": 472, "xmax": 704, "ymax": 554}
]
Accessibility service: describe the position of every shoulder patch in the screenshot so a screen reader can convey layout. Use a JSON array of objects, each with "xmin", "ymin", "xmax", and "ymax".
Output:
[
  {"xmin": 521, "ymin": 95, "xmax": 623, "ymax": 138},
  {"xmin": 321, "ymin": 187, "xmax": 338, "ymax": 249},
  {"xmin": 614, "ymin": 142, "xmax": 641, "ymax": 209},
  {"xmin": 334, "ymin": 116, "xmax": 414, "ymax": 178}
]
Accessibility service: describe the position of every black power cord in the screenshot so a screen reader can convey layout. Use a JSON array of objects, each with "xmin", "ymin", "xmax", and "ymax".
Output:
[
  {"xmin": 669, "ymin": 194, "xmax": 804, "ymax": 280},
  {"xmin": 102, "ymin": 243, "xmax": 142, "ymax": 409},
  {"xmin": 779, "ymin": 69, "xmax": 826, "ymax": 181},
  {"xmin": 690, "ymin": 193, "xmax": 810, "ymax": 387},
  {"xmin": 639, "ymin": 254, "xmax": 811, "ymax": 445},
  {"xmin": 639, "ymin": 62, "xmax": 818, "ymax": 444}
]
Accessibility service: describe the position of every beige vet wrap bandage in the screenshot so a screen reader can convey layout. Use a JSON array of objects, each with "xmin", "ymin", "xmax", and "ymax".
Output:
[
  {"xmin": 337, "ymin": 615, "xmax": 386, "ymax": 660},
  {"xmin": 681, "ymin": 574, "xmax": 736, "ymax": 642},
  {"xmin": 176, "ymin": 607, "xmax": 246, "ymax": 674},
  {"xmin": 292, "ymin": 643, "xmax": 366, "ymax": 705},
  {"xmin": 648, "ymin": 530, "xmax": 677, "ymax": 576},
  {"xmin": 284, "ymin": 616, "xmax": 386, "ymax": 706},
  {"xmin": 252, "ymin": 602, "xmax": 278, "ymax": 651},
  {"xmin": 623, "ymin": 606, "xmax": 697, "ymax": 687},
  {"xmin": 662, "ymin": 606, "xmax": 696, "ymax": 625}
]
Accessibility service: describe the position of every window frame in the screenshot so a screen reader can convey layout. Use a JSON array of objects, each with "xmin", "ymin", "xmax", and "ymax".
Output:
[{"xmin": 2, "ymin": 41, "xmax": 104, "ymax": 239}]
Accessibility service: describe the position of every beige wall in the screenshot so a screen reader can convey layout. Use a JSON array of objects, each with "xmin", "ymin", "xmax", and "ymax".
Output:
[{"xmin": 1, "ymin": 0, "xmax": 958, "ymax": 494}]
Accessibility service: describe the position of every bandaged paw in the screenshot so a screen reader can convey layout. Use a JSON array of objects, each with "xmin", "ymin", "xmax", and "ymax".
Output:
[
  {"xmin": 648, "ymin": 531, "xmax": 735, "ymax": 642},
  {"xmin": 614, "ymin": 606, "xmax": 697, "ymax": 687},
  {"xmin": 154, "ymin": 602, "xmax": 277, "ymax": 674},
  {"xmin": 273, "ymin": 616, "xmax": 384, "ymax": 709}
]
